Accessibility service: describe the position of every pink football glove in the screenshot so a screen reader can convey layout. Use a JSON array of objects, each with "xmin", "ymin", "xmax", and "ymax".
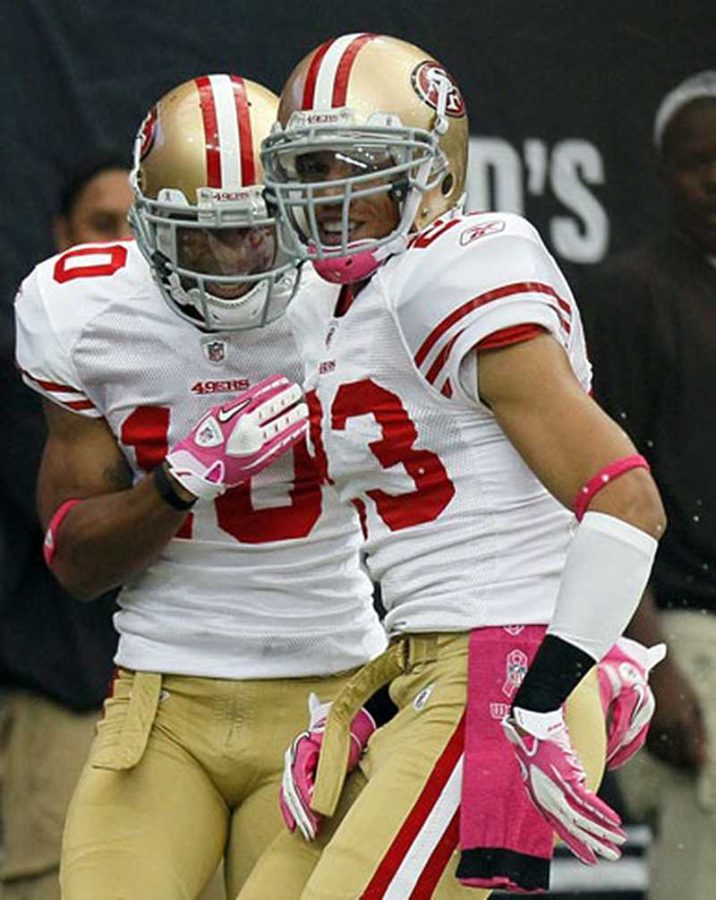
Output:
[
  {"xmin": 598, "ymin": 637, "xmax": 667, "ymax": 769},
  {"xmin": 502, "ymin": 706, "xmax": 627, "ymax": 865},
  {"xmin": 280, "ymin": 692, "xmax": 376, "ymax": 840},
  {"xmin": 165, "ymin": 374, "xmax": 307, "ymax": 501}
]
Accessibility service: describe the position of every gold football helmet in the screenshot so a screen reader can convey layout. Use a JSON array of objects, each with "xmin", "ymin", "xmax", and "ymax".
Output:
[
  {"xmin": 262, "ymin": 34, "xmax": 469, "ymax": 283},
  {"xmin": 130, "ymin": 75, "xmax": 298, "ymax": 331}
]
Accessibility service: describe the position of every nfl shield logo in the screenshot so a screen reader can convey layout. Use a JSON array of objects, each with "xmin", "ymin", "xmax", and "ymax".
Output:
[
  {"xmin": 203, "ymin": 340, "xmax": 226, "ymax": 364},
  {"xmin": 502, "ymin": 649, "xmax": 528, "ymax": 698}
]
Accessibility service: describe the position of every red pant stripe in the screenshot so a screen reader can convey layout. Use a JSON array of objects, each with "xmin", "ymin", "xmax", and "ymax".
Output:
[
  {"xmin": 361, "ymin": 713, "xmax": 465, "ymax": 898},
  {"xmin": 411, "ymin": 809, "xmax": 461, "ymax": 899}
]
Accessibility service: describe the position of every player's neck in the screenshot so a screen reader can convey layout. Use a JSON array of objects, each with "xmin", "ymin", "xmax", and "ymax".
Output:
[{"xmin": 333, "ymin": 279, "xmax": 369, "ymax": 317}]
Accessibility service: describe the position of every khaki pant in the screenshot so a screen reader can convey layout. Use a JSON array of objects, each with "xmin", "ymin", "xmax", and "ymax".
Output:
[
  {"xmin": 617, "ymin": 611, "xmax": 716, "ymax": 900},
  {"xmin": 60, "ymin": 667, "xmax": 360, "ymax": 900},
  {"xmin": 238, "ymin": 633, "xmax": 605, "ymax": 900},
  {"xmin": 0, "ymin": 691, "xmax": 99, "ymax": 900}
]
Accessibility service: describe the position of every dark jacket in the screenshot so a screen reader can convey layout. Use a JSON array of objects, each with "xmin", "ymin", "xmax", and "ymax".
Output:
[
  {"xmin": 1, "ymin": 311, "xmax": 117, "ymax": 711},
  {"xmin": 580, "ymin": 231, "xmax": 716, "ymax": 614}
]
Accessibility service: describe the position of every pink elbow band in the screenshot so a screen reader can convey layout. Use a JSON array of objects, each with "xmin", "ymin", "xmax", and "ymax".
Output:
[
  {"xmin": 574, "ymin": 454, "xmax": 650, "ymax": 522},
  {"xmin": 43, "ymin": 499, "xmax": 82, "ymax": 566}
]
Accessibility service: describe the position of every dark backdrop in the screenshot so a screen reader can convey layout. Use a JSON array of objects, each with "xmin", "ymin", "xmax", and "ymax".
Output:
[{"xmin": 1, "ymin": 0, "xmax": 713, "ymax": 308}]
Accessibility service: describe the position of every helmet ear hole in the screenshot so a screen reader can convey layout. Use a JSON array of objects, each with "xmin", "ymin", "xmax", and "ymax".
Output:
[{"xmin": 441, "ymin": 173, "xmax": 454, "ymax": 196}]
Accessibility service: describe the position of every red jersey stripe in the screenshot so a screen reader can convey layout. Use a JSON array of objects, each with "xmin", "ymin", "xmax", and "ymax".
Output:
[
  {"xmin": 332, "ymin": 34, "xmax": 375, "ymax": 106},
  {"xmin": 65, "ymin": 399, "xmax": 96, "ymax": 411},
  {"xmin": 20, "ymin": 367, "xmax": 85, "ymax": 396},
  {"xmin": 361, "ymin": 715, "xmax": 465, "ymax": 898},
  {"xmin": 440, "ymin": 378, "xmax": 453, "ymax": 399},
  {"xmin": 425, "ymin": 330, "xmax": 462, "ymax": 385},
  {"xmin": 195, "ymin": 76, "xmax": 221, "ymax": 188},
  {"xmin": 476, "ymin": 322, "xmax": 546, "ymax": 351},
  {"xmin": 302, "ymin": 39, "xmax": 334, "ymax": 108},
  {"xmin": 414, "ymin": 281, "xmax": 572, "ymax": 369},
  {"xmin": 555, "ymin": 294, "xmax": 572, "ymax": 317},
  {"xmin": 230, "ymin": 75, "xmax": 255, "ymax": 185}
]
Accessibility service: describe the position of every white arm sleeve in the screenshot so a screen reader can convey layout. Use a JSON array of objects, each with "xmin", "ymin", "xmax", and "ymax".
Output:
[{"xmin": 547, "ymin": 511, "xmax": 658, "ymax": 661}]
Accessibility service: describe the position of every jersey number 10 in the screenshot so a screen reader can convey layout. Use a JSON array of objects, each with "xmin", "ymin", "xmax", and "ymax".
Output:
[{"xmin": 122, "ymin": 406, "xmax": 322, "ymax": 544}]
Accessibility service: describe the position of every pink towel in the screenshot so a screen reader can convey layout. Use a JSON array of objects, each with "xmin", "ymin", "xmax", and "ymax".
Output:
[{"xmin": 457, "ymin": 625, "xmax": 554, "ymax": 893}]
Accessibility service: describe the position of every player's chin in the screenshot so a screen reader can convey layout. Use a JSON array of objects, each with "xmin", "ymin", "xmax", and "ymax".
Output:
[{"xmin": 206, "ymin": 282, "xmax": 251, "ymax": 300}]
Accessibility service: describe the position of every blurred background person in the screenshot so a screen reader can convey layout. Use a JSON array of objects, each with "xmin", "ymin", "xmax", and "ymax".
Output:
[
  {"xmin": 52, "ymin": 157, "xmax": 135, "ymax": 250},
  {"xmin": 0, "ymin": 154, "xmax": 131, "ymax": 900},
  {"xmin": 580, "ymin": 71, "xmax": 716, "ymax": 900}
]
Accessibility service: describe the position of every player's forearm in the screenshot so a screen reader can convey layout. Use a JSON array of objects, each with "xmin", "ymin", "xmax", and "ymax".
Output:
[
  {"xmin": 48, "ymin": 472, "xmax": 190, "ymax": 601},
  {"xmin": 514, "ymin": 511, "xmax": 660, "ymax": 712},
  {"xmin": 624, "ymin": 587, "xmax": 665, "ymax": 645}
]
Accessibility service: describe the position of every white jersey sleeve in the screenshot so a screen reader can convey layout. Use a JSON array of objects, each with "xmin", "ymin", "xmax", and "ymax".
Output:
[
  {"xmin": 386, "ymin": 213, "xmax": 586, "ymax": 405},
  {"xmin": 14, "ymin": 246, "xmax": 124, "ymax": 418}
]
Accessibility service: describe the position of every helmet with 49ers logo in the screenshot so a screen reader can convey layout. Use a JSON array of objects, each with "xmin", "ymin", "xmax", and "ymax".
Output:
[
  {"xmin": 130, "ymin": 75, "xmax": 299, "ymax": 331},
  {"xmin": 261, "ymin": 34, "xmax": 469, "ymax": 284}
]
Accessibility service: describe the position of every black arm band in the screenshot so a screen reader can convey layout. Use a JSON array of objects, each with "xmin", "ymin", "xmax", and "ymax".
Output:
[
  {"xmin": 152, "ymin": 464, "xmax": 197, "ymax": 511},
  {"xmin": 512, "ymin": 634, "xmax": 595, "ymax": 712}
]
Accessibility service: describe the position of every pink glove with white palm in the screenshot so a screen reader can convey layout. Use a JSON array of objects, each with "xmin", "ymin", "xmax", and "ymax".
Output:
[
  {"xmin": 165, "ymin": 374, "xmax": 307, "ymax": 501},
  {"xmin": 598, "ymin": 637, "xmax": 667, "ymax": 769},
  {"xmin": 280, "ymin": 693, "xmax": 376, "ymax": 840},
  {"xmin": 502, "ymin": 706, "xmax": 627, "ymax": 865}
]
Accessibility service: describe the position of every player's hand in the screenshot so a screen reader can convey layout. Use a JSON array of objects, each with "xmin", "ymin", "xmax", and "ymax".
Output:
[
  {"xmin": 598, "ymin": 637, "xmax": 667, "ymax": 769},
  {"xmin": 279, "ymin": 692, "xmax": 376, "ymax": 841},
  {"xmin": 165, "ymin": 374, "xmax": 307, "ymax": 501},
  {"xmin": 502, "ymin": 706, "xmax": 627, "ymax": 865}
]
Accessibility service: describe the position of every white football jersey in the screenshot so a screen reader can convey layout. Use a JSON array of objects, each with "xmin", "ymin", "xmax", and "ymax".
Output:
[
  {"xmin": 292, "ymin": 212, "xmax": 592, "ymax": 636},
  {"xmin": 15, "ymin": 241, "xmax": 386, "ymax": 678}
]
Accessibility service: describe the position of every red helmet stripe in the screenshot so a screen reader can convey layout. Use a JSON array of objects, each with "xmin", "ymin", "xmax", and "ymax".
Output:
[
  {"xmin": 230, "ymin": 75, "xmax": 256, "ymax": 185},
  {"xmin": 195, "ymin": 76, "xmax": 221, "ymax": 187},
  {"xmin": 302, "ymin": 38, "xmax": 335, "ymax": 109},
  {"xmin": 331, "ymin": 33, "xmax": 376, "ymax": 106}
]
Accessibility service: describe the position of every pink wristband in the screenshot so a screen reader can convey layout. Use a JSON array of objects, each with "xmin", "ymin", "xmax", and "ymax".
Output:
[
  {"xmin": 43, "ymin": 499, "xmax": 81, "ymax": 565},
  {"xmin": 574, "ymin": 454, "xmax": 650, "ymax": 522}
]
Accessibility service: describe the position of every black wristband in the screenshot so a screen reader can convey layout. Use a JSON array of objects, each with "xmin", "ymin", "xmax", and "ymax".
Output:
[
  {"xmin": 512, "ymin": 634, "xmax": 595, "ymax": 713},
  {"xmin": 153, "ymin": 464, "xmax": 197, "ymax": 511}
]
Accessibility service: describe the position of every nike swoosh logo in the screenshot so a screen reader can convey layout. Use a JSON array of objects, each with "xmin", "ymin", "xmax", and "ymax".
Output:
[{"xmin": 217, "ymin": 398, "xmax": 251, "ymax": 423}]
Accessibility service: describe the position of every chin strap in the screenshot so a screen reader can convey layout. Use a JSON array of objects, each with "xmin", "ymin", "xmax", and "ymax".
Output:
[{"xmin": 312, "ymin": 233, "xmax": 410, "ymax": 285}]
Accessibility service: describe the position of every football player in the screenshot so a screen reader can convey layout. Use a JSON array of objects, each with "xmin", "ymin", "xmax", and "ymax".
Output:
[
  {"xmin": 237, "ymin": 34, "xmax": 667, "ymax": 899},
  {"xmin": 14, "ymin": 75, "xmax": 386, "ymax": 900}
]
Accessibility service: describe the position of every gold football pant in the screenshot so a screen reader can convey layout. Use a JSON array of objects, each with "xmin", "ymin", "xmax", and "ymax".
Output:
[
  {"xmin": 238, "ymin": 632, "xmax": 606, "ymax": 900},
  {"xmin": 60, "ymin": 666, "xmax": 360, "ymax": 900}
]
